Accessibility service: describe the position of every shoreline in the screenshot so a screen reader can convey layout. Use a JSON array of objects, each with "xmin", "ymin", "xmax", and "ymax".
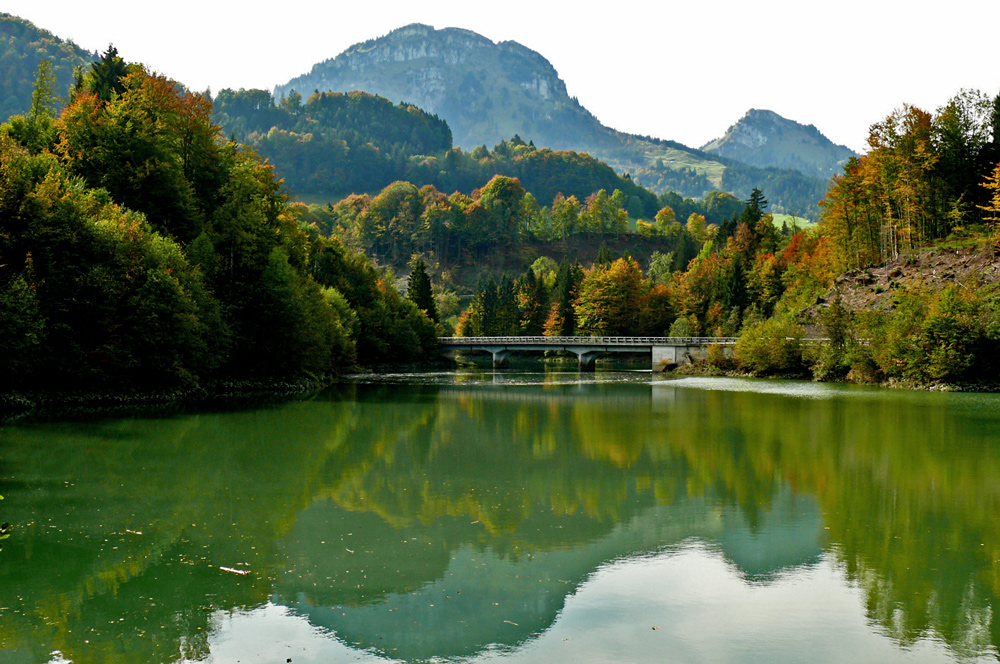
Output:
[
  {"xmin": 667, "ymin": 362, "xmax": 1000, "ymax": 393},
  {"xmin": 0, "ymin": 358, "xmax": 458, "ymax": 423},
  {"xmin": 6, "ymin": 361, "xmax": 998, "ymax": 424},
  {"xmin": 0, "ymin": 376, "xmax": 333, "ymax": 424}
]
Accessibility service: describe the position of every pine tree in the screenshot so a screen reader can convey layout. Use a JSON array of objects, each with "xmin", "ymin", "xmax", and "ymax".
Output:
[
  {"xmin": 91, "ymin": 45, "xmax": 129, "ymax": 102},
  {"xmin": 406, "ymin": 257, "xmax": 437, "ymax": 323}
]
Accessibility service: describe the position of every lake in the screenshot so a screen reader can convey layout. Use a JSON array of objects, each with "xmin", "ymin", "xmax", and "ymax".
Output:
[{"xmin": 1, "ymin": 371, "xmax": 999, "ymax": 663}]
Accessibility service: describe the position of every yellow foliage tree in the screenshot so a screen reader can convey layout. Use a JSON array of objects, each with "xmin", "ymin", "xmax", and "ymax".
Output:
[{"xmin": 978, "ymin": 162, "xmax": 1000, "ymax": 252}]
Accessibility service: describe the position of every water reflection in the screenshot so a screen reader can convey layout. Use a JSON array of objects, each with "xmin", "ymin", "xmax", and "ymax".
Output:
[{"xmin": 0, "ymin": 375, "xmax": 998, "ymax": 663}]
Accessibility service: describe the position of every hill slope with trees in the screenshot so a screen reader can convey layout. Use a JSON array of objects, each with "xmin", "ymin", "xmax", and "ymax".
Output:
[
  {"xmin": 213, "ymin": 88, "xmax": 659, "ymax": 214},
  {"xmin": 0, "ymin": 49, "xmax": 440, "ymax": 398},
  {"xmin": 403, "ymin": 86, "xmax": 1000, "ymax": 389},
  {"xmin": 0, "ymin": 13, "xmax": 94, "ymax": 121}
]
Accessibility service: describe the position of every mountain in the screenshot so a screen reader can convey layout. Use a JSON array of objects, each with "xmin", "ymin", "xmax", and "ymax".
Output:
[
  {"xmin": 276, "ymin": 24, "xmax": 617, "ymax": 156},
  {"xmin": 701, "ymin": 109, "xmax": 856, "ymax": 180},
  {"xmin": 274, "ymin": 24, "xmax": 730, "ymax": 196},
  {"xmin": 0, "ymin": 13, "xmax": 95, "ymax": 121},
  {"xmin": 275, "ymin": 24, "xmax": 830, "ymax": 217}
]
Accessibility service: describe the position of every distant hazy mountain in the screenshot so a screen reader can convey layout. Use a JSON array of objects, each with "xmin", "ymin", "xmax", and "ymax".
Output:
[
  {"xmin": 701, "ymin": 109, "xmax": 856, "ymax": 180},
  {"xmin": 0, "ymin": 13, "xmax": 95, "ymax": 121}
]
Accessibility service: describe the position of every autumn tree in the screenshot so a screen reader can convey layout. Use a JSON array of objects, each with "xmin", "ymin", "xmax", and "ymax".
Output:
[
  {"xmin": 574, "ymin": 258, "xmax": 643, "ymax": 336},
  {"xmin": 978, "ymin": 162, "xmax": 1000, "ymax": 250},
  {"xmin": 544, "ymin": 260, "xmax": 584, "ymax": 336}
]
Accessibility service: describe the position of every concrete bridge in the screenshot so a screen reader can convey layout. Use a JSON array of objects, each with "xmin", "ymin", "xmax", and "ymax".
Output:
[{"xmin": 439, "ymin": 336, "xmax": 738, "ymax": 372}]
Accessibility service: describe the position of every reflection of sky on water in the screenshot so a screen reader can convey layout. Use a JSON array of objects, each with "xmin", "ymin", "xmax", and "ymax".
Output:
[
  {"xmin": 192, "ymin": 486, "xmax": 978, "ymax": 664},
  {"xmin": 198, "ymin": 546, "xmax": 979, "ymax": 664},
  {"xmin": 265, "ymin": 484, "xmax": 824, "ymax": 663}
]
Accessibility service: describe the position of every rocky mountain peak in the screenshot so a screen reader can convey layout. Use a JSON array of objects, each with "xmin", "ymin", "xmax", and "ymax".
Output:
[
  {"xmin": 275, "ymin": 24, "xmax": 590, "ymax": 151},
  {"xmin": 701, "ymin": 109, "xmax": 856, "ymax": 180}
]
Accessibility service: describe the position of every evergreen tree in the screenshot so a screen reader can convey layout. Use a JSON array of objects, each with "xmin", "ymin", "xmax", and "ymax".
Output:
[
  {"xmin": 90, "ymin": 45, "xmax": 129, "ymax": 102},
  {"xmin": 406, "ymin": 256, "xmax": 437, "ymax": 323},
  {"xmin": 544, "ymin": 260, "xmax": 583, "ymax": 337},
  {"xmin": 741, "ymin": 188, "xmax": 769, "ymax": 226}
]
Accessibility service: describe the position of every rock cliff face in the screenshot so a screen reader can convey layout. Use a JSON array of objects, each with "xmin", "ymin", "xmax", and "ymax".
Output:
[
  {"xmin": 700, "ymin": 109, "xmax": 856, "ymax": 180},
  {"xmin": 276, "ymin": 24, "xmax": 611, "ymax": 152}
]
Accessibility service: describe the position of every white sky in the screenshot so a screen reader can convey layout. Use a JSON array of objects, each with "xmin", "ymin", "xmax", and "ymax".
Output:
[{"xmin": 7, "ymin": 0, "xmax": 998, "ymax": 153}]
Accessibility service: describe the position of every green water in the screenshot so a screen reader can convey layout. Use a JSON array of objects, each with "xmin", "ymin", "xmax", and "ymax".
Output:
[{"xmin": 2, "ymin": 372, "xmax": 1000, "ymax": 664}]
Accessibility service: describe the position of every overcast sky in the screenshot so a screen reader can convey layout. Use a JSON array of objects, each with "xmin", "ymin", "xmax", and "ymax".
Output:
[{"xmin": 7, "ymin": 0, "xmax": 998, "ymax": 153}]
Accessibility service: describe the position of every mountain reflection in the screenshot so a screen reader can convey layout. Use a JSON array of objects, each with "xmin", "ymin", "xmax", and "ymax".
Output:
[{"xmin": 0, "ymin": 376, "xmax": 999, "ymax": 663}]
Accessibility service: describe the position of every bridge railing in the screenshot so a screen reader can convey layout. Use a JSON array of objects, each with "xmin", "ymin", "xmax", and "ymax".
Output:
[{"xmin": 439, "ymin": 336, "xmax": 742, "ymax": 346}]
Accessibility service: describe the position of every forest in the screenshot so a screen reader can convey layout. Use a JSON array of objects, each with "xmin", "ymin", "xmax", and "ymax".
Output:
[
  {"xmin": 429, "ymin": 88, "xmax": 1000, "ymax": 387},
  {"xmin": 213, "ymin": 88, "xmax": 661, "ymax": 215},
  {"xmin": 0, "ymin": 48, "xmax": 441, "ymax": 395},
  {"xmin": 4, "ymin": 42, "xmax": 1000, "ymax": 395},
  {"xmin": 0, "ymin": 13, "xmax": 93, "ymax": 121}
]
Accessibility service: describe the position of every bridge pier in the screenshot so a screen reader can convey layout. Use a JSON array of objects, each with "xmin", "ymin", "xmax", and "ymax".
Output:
[
  {"xmin": 652, "ymin": 345, "xmax": 680, "ymax": 372},
  {"xmin": 492, "ymin": 349, "xmax": 512, "ymax": 369},
  {"xmin": 576, "ymin": 350, "xmax": 601, "ymax": 372}
]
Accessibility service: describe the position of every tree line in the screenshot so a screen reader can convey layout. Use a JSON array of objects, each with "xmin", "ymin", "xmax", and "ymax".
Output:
[
  {"xmin": 290, "ymin": 175, "xmax": 776, "ymax": 302},
  {"xmin": 213, "ymin": 88, "xmax": 661, "ymax": 215},
  {"xmin": 822, "ymin": 89, "xmax": 1000, "ymax": 269},
  {"xmin": 450, "ymin": 189, "xmax": 819, "ymax": 339}
]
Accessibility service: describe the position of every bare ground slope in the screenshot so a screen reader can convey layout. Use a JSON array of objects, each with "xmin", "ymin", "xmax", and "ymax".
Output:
[{"xmin": 826, "ymin": 245, "xmax": 1000, "ymax": 313}]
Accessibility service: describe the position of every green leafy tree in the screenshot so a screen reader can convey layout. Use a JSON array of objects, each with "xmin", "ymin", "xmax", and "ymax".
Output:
[
  {"xmin": 28, "ymin": 59, "xmax": 57, "ymax": 124},
  {"xmin": 647, "ymin": 251, "xmax": 675, "ymax": 286},
  {"xmin": 734, "ymin": 318, "xmax": 806, "ymax": 375},
  {"xmin": 474, "ymin": 175, "xmax": 526, "ymax": 249},
  {"xmin": 551, "ymin": 193, "xmax": 581, "ymax": 239},
  {"xmin": 3, "ymin": 60, "xmax": 59, "ymax": 153}
]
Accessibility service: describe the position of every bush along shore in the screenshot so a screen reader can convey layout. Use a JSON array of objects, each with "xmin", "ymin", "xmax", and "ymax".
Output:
[{"xmin": 666, "ymin": 284, "xmax": 1000, "ymax": 393}]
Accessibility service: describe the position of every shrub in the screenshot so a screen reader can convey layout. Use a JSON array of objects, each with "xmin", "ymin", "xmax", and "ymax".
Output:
[
  {"xmin": 734, "ymin": 318, "xmax": 805, "ymax": 375},
  {"xmin": 668, "ymin": 316, "xmax": 694, "ymax": 337},
  {"xmin": 706, "ymin": 343, "xmax": 736, "ymax": 371}
]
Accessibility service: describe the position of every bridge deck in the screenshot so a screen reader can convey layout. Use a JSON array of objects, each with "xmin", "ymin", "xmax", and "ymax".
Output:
[
  {"xmin": 439, "ymin": 336, "xmax": 742, "ymax": 372},
  {"xmin": 439, "ymin": 336, "xmax": 739, "ymax": 347}
]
